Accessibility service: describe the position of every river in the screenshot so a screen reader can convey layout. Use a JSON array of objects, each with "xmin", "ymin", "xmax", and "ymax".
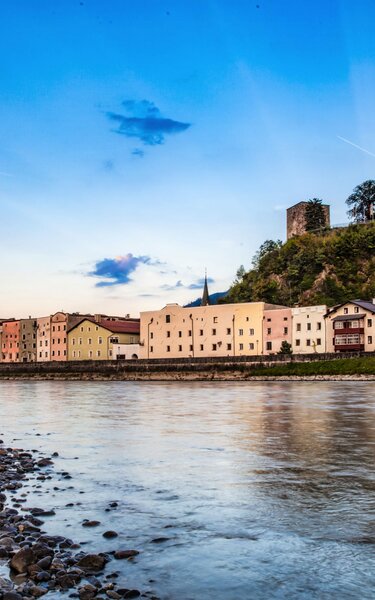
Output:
[{"xmin": 0, "ymin": 381, "xmax": 374, "ymax": 599}]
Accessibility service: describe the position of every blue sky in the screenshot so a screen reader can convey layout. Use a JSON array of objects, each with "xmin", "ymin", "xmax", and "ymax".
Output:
[{"xmin": 1, "ymin": 0, "xmax": 375, "ymax": 318}]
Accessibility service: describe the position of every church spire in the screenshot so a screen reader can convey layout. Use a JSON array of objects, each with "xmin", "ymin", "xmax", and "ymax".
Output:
[{"xmin": 201, "ymin": 269, "xmax": 210, "ymax": 306}]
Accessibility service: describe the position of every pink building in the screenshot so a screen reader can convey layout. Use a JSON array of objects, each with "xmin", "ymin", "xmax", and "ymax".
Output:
[
  {"xmin": 263, "ymin": 307, "xmax": 292, "ymax": 354},
  {"xmin": 1, "ymin": 320, "xmax": 20, "ymax": 362}
]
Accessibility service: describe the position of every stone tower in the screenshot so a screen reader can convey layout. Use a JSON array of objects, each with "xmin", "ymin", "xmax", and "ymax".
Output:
[{"xmin": 286, "ymin": 201, "xmax": 330, "ymax": 239}]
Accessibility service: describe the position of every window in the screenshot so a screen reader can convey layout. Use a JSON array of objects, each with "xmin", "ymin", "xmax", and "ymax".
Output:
[
  {"xmin": 178, "ymin": 331, "xmax": 182, "ymax": 337},
  {"xmin": 45, "ymin": 340, "xmax": 48, "ymax": 346},
  {"xmin": 239, "ymin": 343, "xmax": 243, "ymax": 350},
  {"xmin": 354, "ymin": 306, "xmax": 359, "ymax": 313},
  {"xmin": 78, "ymin": 337, "xmax": 82, "ymax": 345},
  {"xmin": 178, "ymin": 345, "xmax": 182, "ymax": 351},
  {"xmin": 188, "ymin": 329, "xmax": 192, "ymax": 337},
  {"xmin": 283, "ymin": 317, "xmax": 288, "ymax": 321},
  {"xmin": 166, "ymin": 315, "xmax": 171, "ymax": 323},
  {"xmin": 368, "ymin": 336, "xmax": 373, "ymax": 344},
  {"xmin": 212, "ymin": 344, "xmax": 217, "ymax": 351},
  {"xmin": 52, "ymin": 326, "xmax": 56, "ymax": 332},
  {"xmin": 344, "ymin": 307, "xmax": 348, "ymax": 314},
  {"xmin": 317, "ymin": 338, "xmax": 321, "ymax": 346},
  {"xmin": 200, "ymin": 344, "xmax": 204, "ymax": 351},
  {"xmin": 267, "ymin": 318, "xmax": 271, "ymax": 322},
  {"xmin": 72, "ymin": 338, "xmax": 76, "ymax": 345},
  {"xmin": 166, "ymin": 345, "xmax": 170, "ymax": 352},
  {"xmin": 246, "ymin": 317, "xmax": 249, "ymax": 321},
  {"xmin": 73, "ymin": 350, "xmax": 76, "ymax": 358},
  {"xmin": 212, "ymin": 328, "xmax": 216, "ymax": 335},
  {"xmin": 57, "ymin": 350, "xmax": 60, "ymax": 356},
  {"xmin": 199, "ymin": 329, "xmax": 203, "ymax": 336},
  {"xmin": 150, "ymin": 346, "xmax": 153, "ymax": 353},
  {"xmin": 239, "ymin": 329, "xmax": 243, "ymax": 336},
  {"xmin": 227, "ymin": 343, "xmax": 232, "ymax": 350},
  {"xmin": 213, "ymin": 317, "xmax": 218, "ymax": 323},
  {"xmin": 249, "ymin": 328, "xmax": 254, "ymax": 335},
  {"xmin": 307, "ymin": 323, "xmax": 311, "ymax": 331},
  {"xmin": 266, "ymin": 341, "xmax": 272, "ymax": 351},
  {"xmin": 284, "ymin": 327, "xmax": 288, "ymax": 335},
  {"xmin": 39, "ymin": 352, "xmax": 42, "ymax": 358},
  {"xmin": 166, "ymin": 331, "xmax": 171, "ymax": 338},
  {"xmin": 89, "ymin": 350, "xmax": 93, "ymax": 358},
  {"xmin": 267, "ymin": 328, "xmax": 271, "ymax": 335},
  {"xmin": 296, "ymin": 323, "xmax": 301, "ymax": 332},
  {"xmin": 150, "ymin": 332, "xmax": 153, "ymax": 339},
  {"xmin": 189, "ymin": 345, "xmax": 193, "ymax": 351},
  {"xmin": 249, "ymin": 343, "xmax": 254, "ymax": 350},
  {"xmin": 58, "ymin": 325, "xmax": 61, "ymax": 331},
  {"xmin": 317, "ymin": 322, "xmax": 322, "ymax": 330},
  {"xmin": 39, "ymin": 341, "xmax": 42, "ymax": 347},
  {"xmin": 306, "ymin": 339, "xmax": 311, "ymax": 346},
  {"xmin": 296, "ymin": 339, "xmax": 300, "ymax": 346},
  {"xmin": 368, "ymin": 319, "xmax": 373, "ymax": 327},
  {"xmin": 96, "ymin": 326, "xmax": 99, "ymax": 331},
  {"xmin": 226, "ymin": 328, "xmax": 231, "ymax": 335},
  {"xmin": 80, "ymin": 327, "xmax": 84, "ymax": 332},
  {"xmin": 97, "ymin": 350, "xmax": 101, "ymax": 357}
]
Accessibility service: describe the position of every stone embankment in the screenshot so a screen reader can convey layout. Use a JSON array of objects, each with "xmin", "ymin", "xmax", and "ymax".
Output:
[
  {"xmin": 0, "ymin": 439, "xmax": 156, "ymax": 600},
  {"xmin": 0, "ymin": 351, "xmax": 374, "ymax": 380}
]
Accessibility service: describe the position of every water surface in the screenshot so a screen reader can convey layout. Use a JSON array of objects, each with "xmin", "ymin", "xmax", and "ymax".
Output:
[{"xmin": 0, "ymin": 381, "xmax": 374, "ymax": 599}]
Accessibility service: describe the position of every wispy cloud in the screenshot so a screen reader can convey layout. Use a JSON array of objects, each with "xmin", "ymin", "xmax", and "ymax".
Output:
[
  {"xmin": 107, "ymin": 99, "xmax": 191, "ymax": 148},
  {"xmin": 337, "ymin": 136, "xmax": 375, "ymax": 158},
  {"xmin": 89, "ymin": 254, "xmax": 160, "ymax": 287},
  {"xmin": 160, "ymin": 277, "xmax": 215, "ymax": 292}
]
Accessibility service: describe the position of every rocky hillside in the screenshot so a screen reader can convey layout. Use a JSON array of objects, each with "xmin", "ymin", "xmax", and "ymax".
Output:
[{"xmin": 222, "ymin": 222, "xmax": 375, "ymax": 307}]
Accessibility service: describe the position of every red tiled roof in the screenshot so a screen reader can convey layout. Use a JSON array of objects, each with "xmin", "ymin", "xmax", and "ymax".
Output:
[
  {"xmin": 100, "ymin": 319, "xmax": 140, "ymax": 334},
  {"xmin": 68, "ymin": 317, "xmax": 139, "ymax": 334}
]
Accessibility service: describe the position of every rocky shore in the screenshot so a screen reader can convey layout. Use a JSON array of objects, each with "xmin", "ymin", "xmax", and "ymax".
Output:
[{"xmin": 0, "ymin": 440, "xmax": 156, "ymax": 600}]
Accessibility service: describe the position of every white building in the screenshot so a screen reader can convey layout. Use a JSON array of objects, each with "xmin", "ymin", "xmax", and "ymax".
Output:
[{"xmin": 291, "ymin": 305, "xmax": 327, "ymax": 353}]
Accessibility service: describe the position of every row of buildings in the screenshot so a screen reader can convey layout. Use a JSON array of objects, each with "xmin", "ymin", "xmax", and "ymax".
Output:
[
  {"xmin": 139, "ymin": 297, "xmax": 375, "ymax": 359},
  {"xmin": 1, "ymin": 292, "xmax": 375, "ymax": 363},
  {"xmin": 0, "ymin": 312, "xmax": 140, "ymax": 363}
]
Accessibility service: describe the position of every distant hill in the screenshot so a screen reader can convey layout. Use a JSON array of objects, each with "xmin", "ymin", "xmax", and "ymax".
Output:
[
  {"xmin": 222, "ymin": 222, "xmax": 375, "ymax": 307},
  {"xmin": 184, "ymin": 291, "xmax": 228, "ymax": 308}
]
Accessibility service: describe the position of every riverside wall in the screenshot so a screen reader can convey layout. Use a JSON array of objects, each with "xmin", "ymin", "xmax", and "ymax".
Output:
[{"xmin": 0, "ymin": 351, "xmax": 374, "ymax": 380}]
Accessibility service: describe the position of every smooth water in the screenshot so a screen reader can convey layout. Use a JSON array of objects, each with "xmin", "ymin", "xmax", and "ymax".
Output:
[{"xmin": 0, "ymin": 381, "xmax": 374, "ymax": 599}]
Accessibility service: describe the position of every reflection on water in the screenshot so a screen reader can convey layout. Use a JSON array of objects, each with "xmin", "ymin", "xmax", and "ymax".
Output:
[{"xmin": 0, "ymin": 381, "xmax": 374, "ymax": 599}]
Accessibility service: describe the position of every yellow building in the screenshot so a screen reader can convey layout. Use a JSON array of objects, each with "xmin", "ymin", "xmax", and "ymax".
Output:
[
  {"xmin": 140, "ymin": 301, "xmax": 286, "ymax": 359},
  {"xmin": 67, "ymin": 317, "xmax": 140, "ymax": 360}
]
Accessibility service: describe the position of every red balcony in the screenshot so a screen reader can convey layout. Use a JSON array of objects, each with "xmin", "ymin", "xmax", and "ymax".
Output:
[
  {"xmin": 334, "ymin": 327, "xmax": 364, "ymax": 335},
  {"xmin": 334, "ymin": 343, "xmax": 364, "ymax": 352}
]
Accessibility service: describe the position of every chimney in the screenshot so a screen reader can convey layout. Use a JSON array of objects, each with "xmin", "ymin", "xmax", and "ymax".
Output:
[{"xmin": 94, "ymin": 314, "xmax": 102, "ymax": 323}]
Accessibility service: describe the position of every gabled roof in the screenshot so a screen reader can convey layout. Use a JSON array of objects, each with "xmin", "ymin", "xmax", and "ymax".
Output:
[
  {"xmin": 68, "ymin": 317, "xmax": 139, "ymax": 335},
  {"xmin": 325, "ymin": 299, "xmax": 375, "ymax": 318}
]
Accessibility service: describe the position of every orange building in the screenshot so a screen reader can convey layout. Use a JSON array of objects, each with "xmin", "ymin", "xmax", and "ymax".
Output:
[{"xmin": 1, "ymin": 320, "xmax": 20, "ymax": 362}]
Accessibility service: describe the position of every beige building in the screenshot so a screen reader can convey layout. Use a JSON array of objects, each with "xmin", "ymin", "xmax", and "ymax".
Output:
[
  {"xmin": 140, "ymin": 302, "xmax": 288, "ymax": 359},
  {"xmin": 325, "ymin": 299, "xmax": 375, "ymax": 353},
  {"xmin": 37, "ymin": 316, "xmax": 51, "ymax": 362},
  {"xmin": 19, "ymin": 318, "xmax": 38, "ymax": 362},
  {"xmin": 291, "ymin": 305, "xmax": 327, "ymax": 353}
]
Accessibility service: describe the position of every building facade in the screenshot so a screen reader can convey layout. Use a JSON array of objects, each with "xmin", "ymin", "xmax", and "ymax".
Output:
[
  {"xmin": 19, "ymin": 318, "xmax": 38, "ymax": 362},
  {"xmin": 291, "ymin": 305, "xmax": 327, "ymax": 353},
  {"xmin": 263, "ymin": 307, "xmax": 292, "ymax": 354},
  {"xmin": 140, "ymin": 302, "xmax": 288, "ymax": 359},
  {"xmin": 1, "ymin": 320, "xmax": 20, "ymax": 362},
  {"xmin": 37, "ymin": 316, "xmax": 51, "ymax": 362},
  {"xmin": 67, "ymin": 318, "xmax": 140, "ymax": 360},
  {"xmin": 325, "ymin": 300, "xmax": 375, "ymax": 352}
]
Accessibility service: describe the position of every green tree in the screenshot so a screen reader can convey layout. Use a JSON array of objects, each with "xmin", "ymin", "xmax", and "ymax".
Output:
[
  {"xmin": 305, "ymin": 199, "xmax": 327, "ymax": 232},
  {"xmin": 346, "ymin": 180, "xmax": 375, "ymax": 223},
  {"xmin": 278, "ymin": 341, "xmax": 293, "ymax": 355},
  {"xmin": 252, "ymin": 239, "xmax": 282, "ymax": 268}
]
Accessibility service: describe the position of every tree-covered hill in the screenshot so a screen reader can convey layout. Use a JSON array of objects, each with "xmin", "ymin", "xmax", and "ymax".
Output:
[{"xmin": 222, "ymin": 222, "xmax": 375, "ymax": 307}]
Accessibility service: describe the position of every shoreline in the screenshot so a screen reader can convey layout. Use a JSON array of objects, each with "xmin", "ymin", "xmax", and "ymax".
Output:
[
  {"xmin": 0, "ymin": 374, "xmax": 374, "ymax": 382},
  {"xmin": 0, "ymin": 439, "xmax": 152, "ymax": 600}
]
